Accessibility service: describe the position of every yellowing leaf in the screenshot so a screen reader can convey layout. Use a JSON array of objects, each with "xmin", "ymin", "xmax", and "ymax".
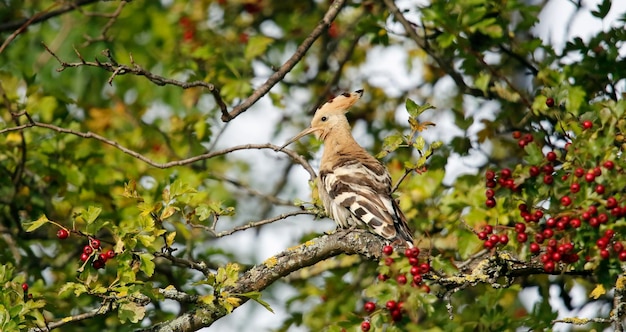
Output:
[
  {"xmin": 24, "ymin": 215, "xmax": 50, "ymax": 232},
  {"xmin": 165, "ymin": 232, "xmax": 176, "ymax": 247},
  {"xmin": 160, "ymin": 206, "xmax": 176, "ymax": 220},
  {"xmin": 118, "ymin": 301, "xmax": 146, "ymax": 323},
  {"xmin": 590, "ymin": 284, "xmax": 606, "ymax": 299}
]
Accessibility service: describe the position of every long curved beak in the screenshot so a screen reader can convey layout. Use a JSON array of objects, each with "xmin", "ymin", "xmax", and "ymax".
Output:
[{"xmin": 280, "ymin": 127, "xmax": 319, "ymax": 150}]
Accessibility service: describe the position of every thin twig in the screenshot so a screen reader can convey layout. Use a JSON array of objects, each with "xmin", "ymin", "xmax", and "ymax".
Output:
[
  {"xmin": 198, "ymin": 210, "xmax": 317, "ymax": 238},
  {"xmin": 0, "ymin": 120, "xmax": 316, "ymax": 181},
  {"xmin": 41, "ymin": 43, "xmax": 229, "ymax": 117},
  {"xmin": 0, "ymin": 0, "xmax": 99, "ymax": 33},
  {"xmin": 221, "ymin": 0, "xmax": 348, "ymax": 122},
  {"xmin": 80, "ymin": 1, "xmax": 128, "ymax": 47}
]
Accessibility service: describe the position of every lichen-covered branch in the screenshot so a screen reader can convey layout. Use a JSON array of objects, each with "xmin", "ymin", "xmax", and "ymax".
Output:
[{"xmin": 141, "ymin": 230, "xmax": 385, "ymax": 332}]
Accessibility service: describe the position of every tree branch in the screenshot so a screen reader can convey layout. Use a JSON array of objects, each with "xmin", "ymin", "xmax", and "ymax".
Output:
[
  {"xmin": 141, "ymin": 229, "xmax": 385, "ymax": 332},
  {"xmin": 0, "ymin": 119, "xmax": 316, "ymax": 181},
  {"xmin": 220, "ymin": 0, "xmax": 348, "ymax": 122}
]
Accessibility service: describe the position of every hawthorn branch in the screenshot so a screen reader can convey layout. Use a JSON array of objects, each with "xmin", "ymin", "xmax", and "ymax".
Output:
[
  {"xmin": 140, "ymin": 229, "xmax": 385, "ymax": 332},
  {"xmin": 0, "ymin": 119, "xmax": 316, "ymax": 181},
  {"xmin": 0, "ymin": 0, "xmax": 100, "ymax": 33},
  {"xmin": 41, "ymin": 44, "xmax": 229, "ymax": 116},
  {"xmin": 221, "ymin": 0, "xmax": 348, "ymax": 122},
  {"xmin": 206, "ymin": 210, "xmax": 318, "ymax": 238}
]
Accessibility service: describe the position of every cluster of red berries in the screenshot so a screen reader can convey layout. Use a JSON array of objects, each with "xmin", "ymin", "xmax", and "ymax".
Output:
[
  {"xmin": 359, "ymin": 246, "xmax": 431, "ymax": 331},
  {"xmin": 57, "ymin": 229, "xmax": 115, "ymax": 270},
  {"xmin": 81, "ymin": 238, "xmax": 116, "ymax": 269},
  {"xmin": 480, "ymin": 123, "xmax": 624, "ymax": 271},
  {"xmin": 21, "ymin": 282, "xmax": 32, "ymax": 301}
]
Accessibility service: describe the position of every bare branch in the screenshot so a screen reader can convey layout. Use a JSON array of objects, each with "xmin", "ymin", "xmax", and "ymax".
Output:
[
  {"xmin": 29, "ymin": 300, "xmax": 114, "ymax": 332},
  {"xmin": 0, "ymin": 0, "xmax": 99, "ymax": 34},
  {"xmin": 209, "ymin": 210, "xmax": 318, "ymax": 238},
  {"xmin": 221, "ymin": 0, "xmax": 348, "ymax": 122},
  {"xmin": 41, "ymin": 43, "xmax": 229, "ymax": 116},
  {"xmin": 0, "ymin": 120, "xmax": 316, "ymax": 180},
  {"xmin": 154, "ymin": 252, "xmax": 213, "ymax": 278},
  {"xmin": 79, "ymin": 1, "xmax": 128, "ymax": 47}
]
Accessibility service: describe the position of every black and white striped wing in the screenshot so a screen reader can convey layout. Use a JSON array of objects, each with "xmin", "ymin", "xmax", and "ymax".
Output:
[{"xmin": 319, "ymin": 159, "xmax": 414, "ymax": 245}]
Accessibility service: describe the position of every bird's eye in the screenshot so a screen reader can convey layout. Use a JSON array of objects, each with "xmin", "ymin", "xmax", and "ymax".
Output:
[{"xmin": 321, "ymin": 116, "xmax": 328, "ymax": 122}]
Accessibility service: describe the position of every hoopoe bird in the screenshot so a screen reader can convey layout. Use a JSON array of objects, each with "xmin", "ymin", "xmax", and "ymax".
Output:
[{"xmin": 282, "ymin": 90, "xmax": 415, "ymax": 248}]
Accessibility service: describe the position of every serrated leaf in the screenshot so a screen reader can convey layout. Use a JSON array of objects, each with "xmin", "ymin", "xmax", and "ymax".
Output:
[
  {"xmin": 118, "ymin": 301, "xmax": 145, "ymax": 323},
  {"xmin": 170, "ymin": 180, "xmax": 197, "ymax": 198},
  {"xmin": 405, "ymin": 99, "xmax": 435, "ymax": 118},
  {"xmin": 195, "ymin": 204, "xmax": 212, "ymax": 221},
  {"xmin": 83, "ymin": 206, "xmax": 102, "ymax": 224},
  {"xmin": 138, "ymin": 253, "xmax": 155, "ymax": 277},
  {"xmin": 137, "ymin": 234, "xmax": 156, "ymax": 248},
  {"xmin": 24, "ymin": 215, "xmax": 50, "ymax": 232},
  {"xmin": 591, "ymin": 0, "xmax": 611, "ymax": 18}
]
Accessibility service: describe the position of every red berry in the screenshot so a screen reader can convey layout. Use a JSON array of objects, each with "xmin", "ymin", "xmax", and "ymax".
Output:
[
  {"xmin": 600, "ymin": 249, "xmax": 610, "ymax": 259},
  {"xmin": 364, "ymin": 301, "xmax": 376, "ymax": 313},
  {"xmin": 514, "ymin": 223, "xmax": 526, "ymax": 233},
  {"xmin": 512, "ymin": 131, "xmax": 522, "ymax": 139},
  {"xmin": 570, "ymin": 183, "xmax": 580, "ymax": 193},
  {"xmin": 552, "ymin": 252, "xmax": 562, "ymax": 262},
  {"xmin": 596, "ymin": 238, "xmax": 609, "ymax": 249},
  {"xmin": 529, "ymin": 166, "xmax": 540, "ymax": 177},
  {"xmin": 390, "ymin": 308, "xmax": 403, "ymax": 321},
  {"xmin": 518, "ymin": 139, "xmax": 527, "ymax": 148},
  {"xmin": 546, "ymin": 217, "xmax": 556, "ymax": 228},
  {"xmin": 486, "ymin": 180, "xmax": 497, "ymax": 188},
  {"xmin": 603, "ymin": 160, "xmax": 615, "ymax": 170},
  {"xmin": 546, "ymin": 97, "xmax": 555, "ymax": 107},
  {"xmin": 543, "ymin": 228, "xmax": 554, "ymax": 239},
  {"xmin": 382, "ymin": 245, "xmax": 393, "ymax": 255},
  {"xmin": 543, "ymin": 175, "xmax": 554, "ymax": 185},
  {"xmin": 361, "ymin": 321, "xmax": 371, "ymax": 332},
  {"xmin": 544, "ymin": 261, "xmax": 555, "ymax": 272},
  {"xmin": 582, "ymin": 120, "xmax": 593, "ymax": 130},
  {"xmin": 619, "ymin": 251, "xmax": 626, "ymax": 262},
  {"xmin": 543, "ymin": 164, "xmax": 554, "ymax": 174},
  {"xmin": 518, "ymin": 204, "xmax": 528, "ymax": 212},
  {"xmin": 421, "ymin": 284, "xmax": 431, "ymax": 293},
  {"xmin": 410, "ymin": 266, "xmax": 421, "ymax": 276},
  {"xmin": 413, "ymin": 274, "xmax": 423, "ymax": 284},
  {"xmin": 106, "ymin": 250, "xmax": 116, "ymax": 259},
  {"xmin": 598, "ymin": 213, "xmax": 609, "ymax": 224},
  {"xmin": 408, "ymin": 257, "xmax": 419, "ymax": 266},
  {"xmin": 80, "ymin": 253, "xmax": 90, "ymax": 262},
  {"xmin": 593, "ymin": 167, "xmax": 602, "ymax": 176},
  {"xmin": 384, "ymin": 257, "xmax": 394, "ymax": 266},
  {"xmin": 534, "ymin": 210, "xmax": 544, "ymax": 220},
  {"xmin": 574, "ymin": 168, "xmax": 585, "ymax": 177},
  {"xmin": 489, "ymin": 234, "xmax": 500, "ymax": 243},
  {"xmin": 589, "ymin": 217, "xmax": 600, "ymax": 227},
  {"xmin": 396, "ymin": 274, "xmax": 407, "ymax": 285},
  {"xmin": 92, "ymin": 259, "xmax": 105, "ymax": 269},
  {"xmin": 83, "ymin": 245, "xmax": 93, "ymax": 255},
  {"xmin": 560, "ymin": 196, "xmax": 572, "ymax": 206},
  {"xmin": 328, "ymin": 22, "xmax": 339, "ymax": 38},
  {"xmin": 386, "ymin": 300, "xmax": 397, "ymax": 310},
  {"xmin": 607, "ymin": 197, "xmax": 618, "ymax": 209},
  {"xmin": 516, "ymin": 233, "xmax": 528, "ymax": 243},
  {"xmin": 499, "ymin": 234, "xmax": 509, "ymax": 245},
  {"xmin": 530, "ymin": 242, "xmax": 541, "ymax": 254},
  {"xmin": 500, "ymin": 168, "xmax": 512, "ymax": 179},
  {"xmin": 419, "ymin": 263, "xmax": 431, "ymax": 274},
  {"xmin": 534, "ymin": 233, "xmax": 545, "ymax": 244},
  {"xmin": 486, "ymin": 170, "xmax": 496, "ymax": 180},
  {"xmin": 484, "ymin": 225, "xmax": 493, "ymax": 234},
  {"xmin": 585, "ymin": 172, "xmax": 595, "ymax": 183},
  {"xmin": 98, "ymin": 253, "xmax": 108, "ymax": 262},
  {"xmin": 523, "ymin": 133, "xmax": 534, "ymax": 143},
  {"xmin": 614, "ymin": 242, "xmax": 624, "ymax": 253},
  {"xmin": 588, "ymin": 205, "xmax": 598, "ymax": 215},
  {"xmin": 56, "ymin": 229, "xmax": 69, "ymax": 240},
  {"xmin": 485, "ymin": 188, "xmax": 495, "ymax": 198},
  {"xmin": 596, "ymin": 184, "xmax": 606, "ymax": 195},
  {"xmin": 477, "ymin": 231, "xmax": 488, "ymax": 240},
  {"xmin": 484, "ymin": 240, "xmax": 495, "ymax": 249},
  {"xmin": 570, "ymin": 218, "xmax": 581, "ymax": 228},
  {"xmin": 377, "ymin": 274, "xmax": 389, "ymax": 281},
  {"xmin": 21, "ymin": 283, "xmax": 28, "ymax": 292},
  {"xmin": 90, "ymin": 239, "xmax": 101, "ymax": 249},
  {"xmin": 546, "ymin": 151, "xmax": 557, "ymax": 162},
  {"xmin": 605, "ymin": 229, "xmax": 616, "ymax": 238}
]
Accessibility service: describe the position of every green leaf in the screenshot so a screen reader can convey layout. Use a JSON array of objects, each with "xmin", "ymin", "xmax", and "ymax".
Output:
[
  {"xmin": 83, "ymin": 206, "xmax": 102, "ymax": 224},
  {"xmin": 118, "ymin": 301, "xmax": 146, "ymax": 323},
  {"xmin": 405, "ymin": 99, "xmax": 435, "ymax": 118},
  {"xmin": 24, "ymin": 215, "xmax": 49, "ymax": 232},
  {"xmin": 245, "ymin": 35, "xmax": 274, "ymax": 60},
  {"xmin": 138, "ymin": 253, "xmax": 155, "ymax": 277},
  {"xmin": 237, "ymin": 291, "xmax": 274, "ymax": 313},
  {"xmin": 591, "ymin": 0, "xmax": 611, "ymax": 19},
  {"xmin": 475, "ymin": 73, "xmax": 491, "ymax": 95}
]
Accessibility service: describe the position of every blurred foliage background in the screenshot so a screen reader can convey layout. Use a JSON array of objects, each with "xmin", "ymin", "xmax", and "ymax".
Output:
[{"xmin": 1, "ymin": 0, "xmax": 626, "ymax": 331}]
